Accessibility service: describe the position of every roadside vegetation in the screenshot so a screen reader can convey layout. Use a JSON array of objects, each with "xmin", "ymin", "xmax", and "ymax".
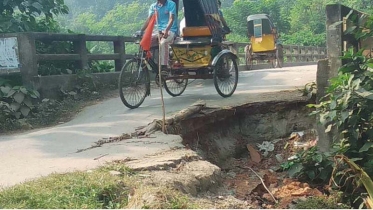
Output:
[
  {"xmin": 0, "ymin": 163, "xmax": 196, "ymax": 209},
  {"xmin": 281, "ymin": 13, "xmax": 373, "ymax": 209}
]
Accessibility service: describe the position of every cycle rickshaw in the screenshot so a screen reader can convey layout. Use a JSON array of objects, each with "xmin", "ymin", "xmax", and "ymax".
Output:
[
  {"xmin": 244, "ymin": 14, "xmax": 284, "ymax": 70},
  {"xmin": 118, "ymin": 0, "xmax": 239, "ymax": 109}
]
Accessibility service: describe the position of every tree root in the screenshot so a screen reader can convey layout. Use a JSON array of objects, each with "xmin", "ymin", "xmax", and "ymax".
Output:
[{"xmin": 135, "ymin": 100, "xmax": 206, "ymax": 137}]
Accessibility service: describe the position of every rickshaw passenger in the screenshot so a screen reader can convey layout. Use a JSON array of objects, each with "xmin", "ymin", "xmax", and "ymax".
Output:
[{"xmin": 141, "ymin": 0, "xmax": 178, "ymax": 70}]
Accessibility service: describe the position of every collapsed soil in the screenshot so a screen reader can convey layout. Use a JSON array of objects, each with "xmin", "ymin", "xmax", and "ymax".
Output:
[{"xmin": 222, "ymin": 130, "xmax": 323, "ymax": 209}]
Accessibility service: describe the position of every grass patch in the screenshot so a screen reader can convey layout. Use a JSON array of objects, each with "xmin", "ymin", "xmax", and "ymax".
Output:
[
  {"xmin": 295, "ymin": 194, "xmax": 351, "ymax": 209},
  {"xmin": 129, "ymin": 185, "xmax": 199, "ymax": 209},
  {"xmin": 0, "ymin": 170, "xmax": 129, "ymax": 209},
  {"xmin": 0, "ymin": 163, "xmax": 199, "ymax": 209}
]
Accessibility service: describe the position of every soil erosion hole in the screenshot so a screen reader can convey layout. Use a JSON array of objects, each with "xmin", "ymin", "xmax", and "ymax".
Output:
[{"xmin": 178, "ymin": 98, "xmax": 316, "ymax": 168}]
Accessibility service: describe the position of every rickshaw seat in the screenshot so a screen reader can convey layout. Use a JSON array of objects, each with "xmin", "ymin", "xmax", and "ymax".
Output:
[{"xmin": 182, "ymin": 26, "xmax": 211, "ymax": 37}]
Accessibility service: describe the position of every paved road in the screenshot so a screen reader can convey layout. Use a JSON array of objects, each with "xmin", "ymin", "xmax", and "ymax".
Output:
[{"xmin": 0, "ymin": 65, "xmax": 316, "ymax": 188}]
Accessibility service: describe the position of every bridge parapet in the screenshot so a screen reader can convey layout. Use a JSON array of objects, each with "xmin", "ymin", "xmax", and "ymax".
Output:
[{"xmin": 234, "ymin": 42, "xmax": 326, "ymax": 68}]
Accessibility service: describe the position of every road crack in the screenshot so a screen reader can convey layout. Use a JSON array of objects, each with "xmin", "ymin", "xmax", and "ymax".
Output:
[{"xmin": 76, "ymin": 133, "xmax": 133, "ymax": 153}]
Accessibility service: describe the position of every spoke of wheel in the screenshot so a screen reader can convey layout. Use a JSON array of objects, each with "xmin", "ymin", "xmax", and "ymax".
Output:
[
  {"xmin": 217, "ymin": 57, "xmax": 236, "ymax": 95},
  {"xmin": 166, "ymin": 79, "xmax": 185, "ymax": 92},
  {"xmin": 121, "ymin": 62, "xmax": 146, "ymax": 107}
]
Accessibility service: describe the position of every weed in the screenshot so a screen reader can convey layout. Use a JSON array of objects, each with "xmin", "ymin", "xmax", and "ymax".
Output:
[
  {"xmin": 0, "ymin": 171, "xmax": 128, "ymax": 209},
  {"xmin": 295, "ymin": 195, "xmax": 351, "ymax": 209}
]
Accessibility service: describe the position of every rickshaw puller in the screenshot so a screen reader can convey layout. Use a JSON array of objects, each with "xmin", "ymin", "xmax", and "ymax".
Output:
[{"xmin": 141, "ymin": 0, "xmax": 178, "ymax": 74}]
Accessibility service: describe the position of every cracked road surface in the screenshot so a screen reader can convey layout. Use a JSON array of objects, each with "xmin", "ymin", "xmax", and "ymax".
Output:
[{"xmin": 0, "ymin": 65, "xmax": 316, "ymax": 188}]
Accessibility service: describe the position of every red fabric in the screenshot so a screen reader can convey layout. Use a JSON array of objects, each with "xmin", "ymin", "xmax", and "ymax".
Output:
[{"xmin": 140, "ymin": 13, "xmax": 157, "ymax": 53}]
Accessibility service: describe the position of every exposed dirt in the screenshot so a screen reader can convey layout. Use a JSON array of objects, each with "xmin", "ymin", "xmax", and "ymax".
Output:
[{"xmin": 222, "ymin": 130, "xmax": 323, "ymax": 209}]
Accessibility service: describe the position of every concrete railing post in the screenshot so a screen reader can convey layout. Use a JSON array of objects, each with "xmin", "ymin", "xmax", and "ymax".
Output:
[
  {"xmin": 315, "ymin": 4, "xmax": 344, "ymax": 152},
  {"xmin": 326, "ymin": 4, "xmax": 343, "ymax": 78},
  {"xmin": 73, "ymin": 34, "xmax": 88, "ymax": 70},
  {"xmin": 18, "ymin": 33, "xmax": 37, "ymax": 89},
  {"xmin": 114, "ymin": 36, "xmax": 126, "ymax": 72}
]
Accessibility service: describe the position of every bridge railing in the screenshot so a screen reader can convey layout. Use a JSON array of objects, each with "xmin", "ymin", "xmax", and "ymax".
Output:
[
  {"xmin": 232, "ymin": 43, "xmax": 327, "ymax": 68},
  {"xmin": 0, "ymin": 32, "xmax": 326, "ymax": 97},
  {"xmin": 0, "ymin": 32, "xmax": 137, "ymax": 98}
]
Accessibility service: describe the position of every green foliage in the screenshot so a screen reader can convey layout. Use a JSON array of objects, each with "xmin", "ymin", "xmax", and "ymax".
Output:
[
  {"xmin": 295, "ymin": 193, "xmax": 351, "ymax": 209},
  {"xmin": 282, "ymin": 31, "xmax": 326, "ymax": 46},
  {"xmin": 284, "ymin": 12, "xmax": 373, "ymax": 207},
  {"xmin": 62, "ymin": 1, "xmax": 148, "ymax": 37},
  {"xmin": 309, "ymin": 48, "xmax": 373, "ymax": 176},
  {"xmin": 37, "ymin": 39, "xmax": 76, "ymax": 76},
  {"xmin": 0, "ymin": 0, "xmax": 69, "ymax": 33},
  {"xmin": 281, "ymin": 147, "xmax": 334, "ymax": 183},
  {"xmin": 0, "ymin": 78, "xmax": 40, "ymax": 120},
  {"xmin": 90, "ymin": 61, "xmax": 115, "ymax": 73},
  {"xmin": 224, "ymin": 0, "xmax": 290, "ymax": 38}
]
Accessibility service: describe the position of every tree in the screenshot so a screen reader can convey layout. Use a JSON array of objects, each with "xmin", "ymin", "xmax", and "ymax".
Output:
[
  {"xmin": 224, "ymin": 0, "xmax": 290, "ymax": 37},
  {"xmin": 0, "ymin": 0, "xmax": 69, "ymax": 32}
]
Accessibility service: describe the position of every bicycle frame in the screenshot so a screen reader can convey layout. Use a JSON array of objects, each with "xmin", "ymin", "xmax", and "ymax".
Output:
[{"xmin": 134, "ymin": 41, "xmax": 160, "ymax": 75}]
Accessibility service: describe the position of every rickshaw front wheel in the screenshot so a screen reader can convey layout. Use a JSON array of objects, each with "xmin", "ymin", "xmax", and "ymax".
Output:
[
  {"xmin": 164, "ymin": 77, "xmax": 188, "ymax": 97},
  {"xmin": 118, "ymin": 58, "xmax": 149, "ymax": 109},
  {"xmin": 214, "ymin": 53, "xmax": 239, "ymax": 98}
]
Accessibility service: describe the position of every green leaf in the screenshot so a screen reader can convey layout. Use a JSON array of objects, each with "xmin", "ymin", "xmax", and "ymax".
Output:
[
  {"xmin": 7, "ymin": 89, "xmax": 16, "ymax": 97},
  {"xmin": 359, "ymin": 142, "xmax": 373, "ymax": 152},
  {"xmin": 29, "ymin": 90, "xmax": 40, "ymax": 99},
  {"xmin": 319, "ymin": 113, "xmax": 328, "ymax": 125},
  {"xmin": 288, "ymin": 163, "xmax": 303, "ymax": 178},
  {"xmin": 12, "ymin": 86, "xmax": 20, "ymax": 90},
  {"xmin": 20, "ymin": 106, "xmax": 31, "ymax": 117},
  {"xmin": 314, "ymin": 153, "xmax": 323, "ymax": 163},
  {"xmin": 341, "ymin": 111, "xmax": 349, "ymax": 122},
  {"xmin": 13, "ymin": 92, "xmax": 25, "ymax": 104},
  {"xmin": 330, "ymin": 100, "xmax": 337, "ymax": 109},
  {"xmin": 20, "ymin": 87, "xmax": 28, "ymax": 94},
  {"xmin": 366, "ymin": 62, "xmax": 373, "ymax": 69},
  {"xmin": 344, "ymin": 25, "xmax": 357, "ymax": 35},
  {"xmin": 1, "ymin": 86, "xmax": 11, "ymax": 94},
  {"xmin": 328, "ymin": 110, "xmax": 337, "ymax": 120},
  {"xmin": 306, "ymin": 170, "xmax": 316, "ymax": 180},
  {"xmin": 10, "ymin": 102, "xmax": 20, "ymax": 112},
  {"xmin": 23, "ymin": 97, "xmax": 33, "ymax": 108},
  {"xmin": 350, "ymin": 158, "xmax": 363, "ymax": 162},
  {"xmin": 13, "ymin": 112, "xmax": 21, "ymax": 119},
  {"xmin": 31, "ymin": 2, "xmax": 43, "ymax": 12},
  {"xmin": 328, "ymin": 20, "xmax": 343, "ymax": 30},
  {"xmin": 356, "ymin": 89, "xmax": 373, "ymax": 100}
]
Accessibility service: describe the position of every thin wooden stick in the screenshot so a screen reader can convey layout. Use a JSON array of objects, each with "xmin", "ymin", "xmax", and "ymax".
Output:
[
  {"xmin": 154, "ymin": 9, "xmax": 166, "ymax": 133},
  {"xmin": 246, "ymin": 166, "xmax": 278, "ymax": 203}
]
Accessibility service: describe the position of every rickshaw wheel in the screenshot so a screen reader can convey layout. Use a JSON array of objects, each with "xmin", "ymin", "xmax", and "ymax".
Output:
[
  {"xmin": 164, "ymin": 77, "xmax": 188, "ymax": 97},
  {"xmin": 118, "ymin": 58, "xmax": 149, "ymax": 109},
  {"xmin": 214, "ymin": 53, "xmax": 239, "ymax": 98},
  {"xmin": 245, "ymin": 45, "xmax": 253, "ymax": 70}
]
